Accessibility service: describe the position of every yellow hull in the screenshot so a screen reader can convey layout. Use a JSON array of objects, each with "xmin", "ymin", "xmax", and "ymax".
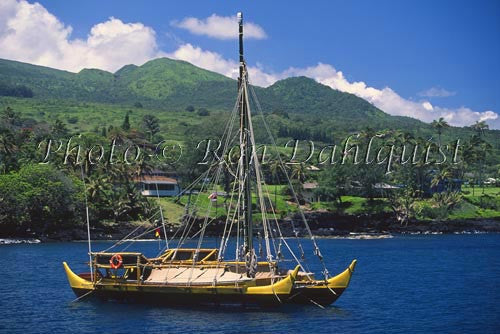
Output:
[
  {"xmin": 64, "ymin": 259, "xmax": 356, "ymax": 307},
  {"xmin": 63, "ymin": 262, "xmax": 299, "ymax": 306},
  {"xmin": 288, "ymin": 260, "xmax": 357, "ymax": 306}
]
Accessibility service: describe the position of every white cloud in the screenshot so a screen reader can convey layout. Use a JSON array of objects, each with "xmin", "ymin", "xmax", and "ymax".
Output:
[
  {"xmin": 418, "ymin": 87, "xmax": 456, "ymax": 98},
  {"xmin": 422, "ymin": 101, "xmax": 433, "ymax": 111},
  {"xmin": 167, "ymin": 43, "xmax": 239, "ymax": 78},
  {"xmin": 0, "ymin": 0, "xmax": 164, "ymax": 72},
  {"xmin": 166, "ymin": 43, "xmax": 277, "ymax": 87},
  {"xmin": 172, "ymin": 14, "xmax": 267, "ymax": 40}
]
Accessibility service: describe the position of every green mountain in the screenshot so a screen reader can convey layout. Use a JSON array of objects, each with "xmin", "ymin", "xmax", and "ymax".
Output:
[
  {"xmin": 257, "ymin": 76, "xmax": 427, "ymax": 133},
  {"xmin": 0, "ymin": 57, "xmax": 237, "ymax": 110},
  {"xmin": 0, "ymin": 56, "xmax": 497, "ymax": 144},
  {"xmin": 0, "ymin": 57, "xmax": 427, "ymax": 126}
]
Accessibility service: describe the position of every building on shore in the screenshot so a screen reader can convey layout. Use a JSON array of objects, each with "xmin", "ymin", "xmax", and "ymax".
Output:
[{"xmin": 134, "ymin": 170, "xmax": 181, "ymax": 197}]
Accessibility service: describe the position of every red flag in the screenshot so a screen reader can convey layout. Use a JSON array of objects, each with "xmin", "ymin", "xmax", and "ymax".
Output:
[{"xmin": 154, "ymin": 228, "xmax": 161, "ymax": 238}]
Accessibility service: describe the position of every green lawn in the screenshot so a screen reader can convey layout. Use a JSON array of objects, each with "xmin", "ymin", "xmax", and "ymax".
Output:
[
  {"xmin": 455, "ymin": 186, "xmax": 500, "ymax": 219},
  {"xmin": 311, "ymin": 196, "xmax": 391, "ymax": 215},
  {"xmin": 149, "ymin": 184, "xmax": 294, "ymax": 222},
  {"xmin": 413, "ymin": 186, "xmax": 500, "ymax": 220},
  {"xmin": 150, "ymin": 198, "xmax": 185, "ymax": 224},
  {"xmin": 461, "ymin": 186, "xmax": 500, "ymax": 198}
]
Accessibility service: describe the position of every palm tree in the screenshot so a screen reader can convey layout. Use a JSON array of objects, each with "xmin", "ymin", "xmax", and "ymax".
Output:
[
  {"xmin": 358, "ymin": 127, "xmax": 377, "ymax": 143},
  {"xmin": 431, "ymin": 117, "xmax": 449, "ymax": 147},
  {"xmin": 286, "ymin": 163, "xmax": 308, "ymax": 205},
  {"xmin": 430, "ymin": 168, "xmax": 452, "ymax": 190},
  {"xmin": 98, "ymin": 162, "xmax": 151, "ymax": 222},
  {"xmin": 86, "ymin": 173, "xmax": 110, "ymax": 202},
  {"xmin": 413, "ymin": 136, "xmax": 431, "ymax": 197},
  {"xmin": 291, "ymin": 163, "xmax": 307, "ymax": 183},
  {"xmin": 108, "ymin": 127, "xmax": 127, "ymax": 145},
  {"xmin": 52, "ymin": 119, "xmax": 68, "ymax": 138},
  {"xmin": 108, "ymin": 188, "xmax": 132, "ymax": 223},
  {"xmin": 121, "ymin": 111, "xmax": 131, "ymax": 131},
  {"xmin": 0, "ymin": 129, "xmax": 16, "ymax": 172},
  {"xmin": 400, "ymin": 131, "xmax": 416, "ymax": 164},
  {"xmin": 469, "ymin": 121, "xmax": 490, "ymax": 195},
  {"xmin": 357, "ymin": 127, "xmax": 377, "ymax": 163},
  {"xmin": 142, "ymin": 114, "xmax": 160, "ymax": 143},
  {"xmin": 431, "ymin": 191, "xmax": 462, "ymax": 211},
  {"xmin": 132, "ymin": 154, "xmax": 154, "ymax": 178},
  {"xmin": 471, "ymin": 120, "xmax": 488, "ymax": 137},
  {"xmin": 1, "ymin": 106, "xmax": 21, "ymax": 129}
]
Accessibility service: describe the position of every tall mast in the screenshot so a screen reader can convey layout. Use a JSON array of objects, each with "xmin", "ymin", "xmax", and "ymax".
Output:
[{"xmin": 237, "ymin": 12, "xmax": 253, "ymax": 258}]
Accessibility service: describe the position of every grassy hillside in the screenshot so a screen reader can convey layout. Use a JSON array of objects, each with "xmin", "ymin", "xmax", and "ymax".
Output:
[
  {"xmin": 0, "ymin": 96, "xmax": 202, "ymax": 140},
  {"xmin": 1, "ymin": 57, "xmax": 499, "ymax": 148},
  {"xmin": 0, "ymin": 57, "xmax": 236, "ymax": 110}
]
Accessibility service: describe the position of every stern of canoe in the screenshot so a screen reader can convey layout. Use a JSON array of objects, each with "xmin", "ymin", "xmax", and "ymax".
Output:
[{"xmin": 288, "ymin": 260, "xmax": 357, "ymax": 306}]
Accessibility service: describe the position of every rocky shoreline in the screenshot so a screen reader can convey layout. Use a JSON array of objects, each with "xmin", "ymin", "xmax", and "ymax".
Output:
[
  {"xmin": 291, "ymin": 211, "xmax": 500, "ymax": 236},
  {"xmin": 1, "ymin": 211, "xmax": 498, "ymax": 242}
]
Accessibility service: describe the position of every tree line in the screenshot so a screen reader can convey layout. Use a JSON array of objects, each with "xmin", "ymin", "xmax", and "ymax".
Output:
[{"xmin": 0, "ymin": 106, "xmax": 498, "ymax": 237}]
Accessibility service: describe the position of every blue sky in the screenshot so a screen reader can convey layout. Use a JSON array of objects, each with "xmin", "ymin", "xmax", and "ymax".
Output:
[{"xmin": 1, "ymin": 0, "xmax": 499, "ymax": 128}]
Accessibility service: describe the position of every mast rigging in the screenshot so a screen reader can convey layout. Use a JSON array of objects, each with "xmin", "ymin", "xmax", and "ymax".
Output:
[{"xmin": 237, "ymin": 12, "xmax": 254, "ymax": 273}]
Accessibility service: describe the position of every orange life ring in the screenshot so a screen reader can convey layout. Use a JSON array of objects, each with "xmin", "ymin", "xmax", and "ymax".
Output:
[{"xmin": 110, "ymin": 254, "xmax": 123, "ymax": 269}]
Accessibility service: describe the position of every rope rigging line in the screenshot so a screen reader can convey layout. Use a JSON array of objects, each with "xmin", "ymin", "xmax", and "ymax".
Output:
[
  {"xmin": 253, "ymin": 142, "xmax": 314, "ymax": 279},
  {"xmin": 248, "ymin": 84, "xmax": 331, "ymax": 280},
  {"xmin": 153, "ymin": 180, "xmax": 169, "ymax": 250},
  {"xmin": 243, "ymin": 81, "xmax": 274, "ymax": 275},
  {"xmin": 193, "ymin": 87, "xmax": 243, "ymax": 252},
  {"xmin": 79, "ymin": 165, "xmax": 94, "ymax": 281},
  {"xmin": 259, "ymin": 173, "xmax": 313, "ymax": 278},
  {"xmin": 139, "ymin": 85, "xmax": 244, "ymax": 286},
  {"xmin": 70, "ymin": 289, "xmax": 94, "ymax": 303},
  {"xmin": 98, "ymin": 210, "xmax": 161, "ymax": 253},
  {"xmin": 218, "ymin": 161, "xmax": 244, "ymax": 260},
  {"xmin": 116, "ymin": 219, "xmax": 173, "ymax": 253},
  {"xmin": 171, "ymin": 164, "xmax": 215, "ymax": 256},
  {"xmin": 97, "ymin": 149, "xmax": 223, "ymax": 256},
  {"xmin": 187, "ymin": 87, "xmax": 245, "ymax": 285},
  {"xmin": 243, "ymin": 74, "xmax": 290, "ymax": 288},
  {"xmin": 176, "ymin": 86, "xmax": 243, "ymax": 259}
]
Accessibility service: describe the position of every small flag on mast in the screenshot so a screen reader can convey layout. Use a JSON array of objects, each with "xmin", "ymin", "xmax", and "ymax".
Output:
[{"xmin": 154, "ymin": 227, "xmax": 161, "ymax": 238}]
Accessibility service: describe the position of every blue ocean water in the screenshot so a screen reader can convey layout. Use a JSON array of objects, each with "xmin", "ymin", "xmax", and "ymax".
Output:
[{"xmin": 0, "ymin": 234, "xmax": 498, "ymax": 334}]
